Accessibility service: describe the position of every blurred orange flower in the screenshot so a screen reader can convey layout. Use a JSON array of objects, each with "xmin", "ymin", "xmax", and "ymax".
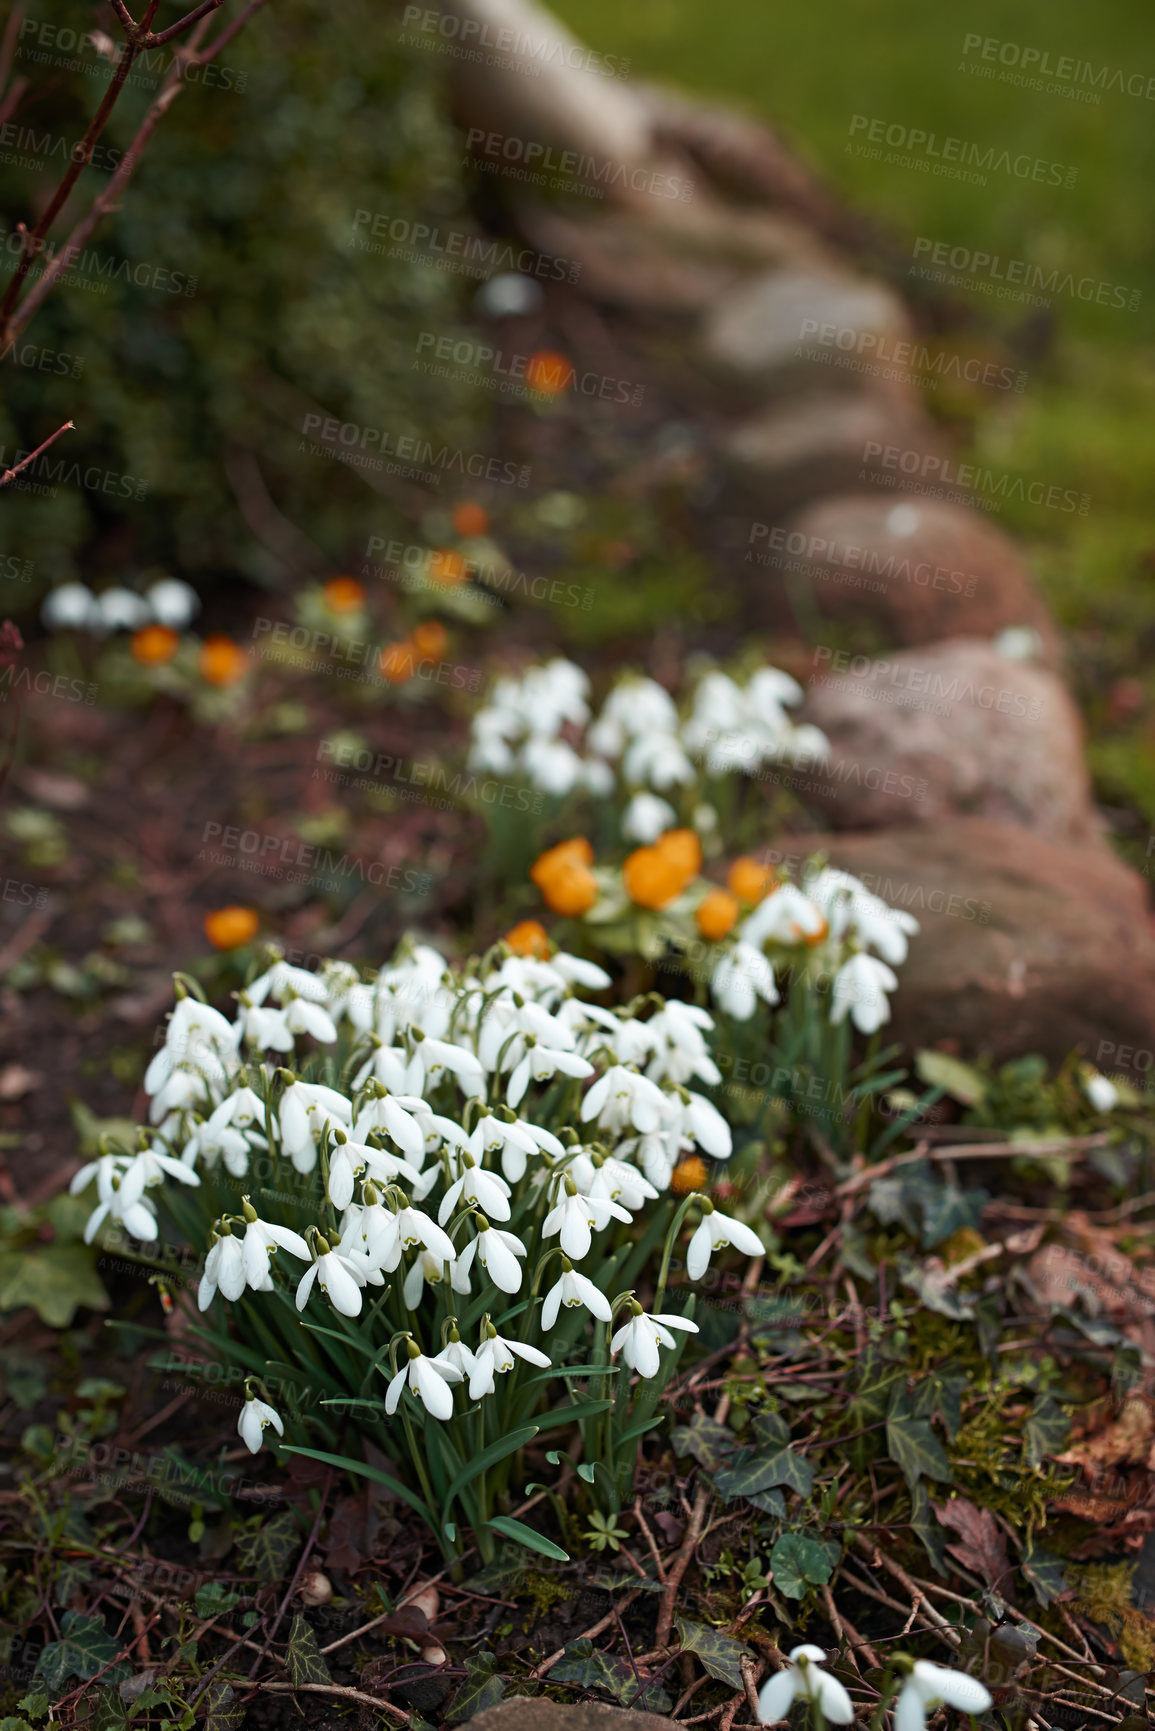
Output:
[
  {"xmin": 380, "ymin": 641, "xmax": 416, "ymax": 683},
  {"xmin": 695, "ymin": 887, "xmax": 739, "ymax": 941},
  {"xmin": 198, "ymin": 635, "xmax": 249, "ymax": 686},
  {"xmin": 131, "ymin": 624, "xmax": 179, "ymax": 666},
  {"xmin": 624, "ymin": 828, "xmax": 702, "ymax": 911},
  {"xmin": 728, "ymin": 856, "xmax": 777, "ymax": 904},
  {"xmin": 671, "ymin": 1155, "xmax": 708, "ymax": 1195},
  {"xmin": 204, "ymin": 906, "xmax": 259, "ymax": 949},
  {"xmin": 428, "ymin": 549, "xmax": 467, "ymax": 587},
  {"xmin": 530, "ymin": 837, "xmax": 597, "ymax": 916},
  {"xmin": 526, "ymin": 350, "xmax": 575, "ymax": 396},
  {"xmin": 322, "ymin": 576, "xmax": 365, "ymax": 613},
  {"xmin": 504, "ymin": 919, "xmax": 552, "ymax": 958},
  {"xmin": 410, "ymin": 620, "xmax": 447, "ymax": 660},
  {"xmin": 452, "ymin": 501, "xmax": 489, "ymax": 538}
]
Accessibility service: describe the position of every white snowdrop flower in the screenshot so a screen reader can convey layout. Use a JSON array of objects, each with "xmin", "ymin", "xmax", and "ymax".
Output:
[
  {"xmin": 237, "ymin": 1004, "xmax": 294, "ymax": 1052},
  {"xmin": 600, "ymin": 676, "xmax": 679, "ymax": 741},
  {"xmin": 402, "ymin": 1248, "xmax": 454, "ymax": 1308},
  {"xmin": 610, "ymin": 1303, "xmax": 698, "ymax": 1379},
  {"xmin": 326, "ymin": 1136, "xmax": 374, "ymax": 1211},
  {"xmin": 686, "ymin": 1200, "xmax": 765, "ymax": 1279},
  {"xmin": 682, "ymin": 671, "xmax": 744, "ymax": 748},
  {"xmin": 507, "ymin": 1041, "xmax": 593, "ymax": 1108},
  {"xmin": 830, "ymin": 952, "xmax": 899, "ymax": 1035},
  {"xmin": 240, "ymin": 1201, "xmax": 309, "ymax": 1287},
  {"xmin": 94, "ymin": 586, "xmax": 150, "ymax": 632},
  {"xmin": 644, "ymin": 1001, "xmax": 721, "ymax": 1087},
  {"xmin": 894, "ymin": 1659, "xmax": 992, "ymax": 1731},
  {"xmin": 378, "ymin": 1201, "xmax": 457, "ymax": 1273},
  {"xmin": 745, "ymin": 665, "xmax": 804, "ymax": 718},
  {"xmin": 198, "ymin": 1230, "xmax": 247, "ymax": 1308},
  {"xmin": 246, "ymin": 959, "xmax": 329, "ymax": 1006},
  {"xmin": 352, "ymin": 1091, "xmax": 427, "ymax": 1162},
  {"xmin": 541, "ymin": 1261, "xmax": 612, "ymax": 1329},
  {"xmin": 781, "ymin": 721, "xmax": 829, "ymax": 765},
  {"xmin": 622, "ymin": 791, "xmax": 677, "ymax": 844},
  {"xmin": 208, "ymin": 1085, "xmax": 266, "ymax": 1135},
  {"xmin": 549, "ymin": 951, "xmax": 612, "ymax": 991},
  {"xmin": 385, "ymin": 1339, "xmax": 464, "ymax": 1421},
  {"xmin": 453, "ymin": 1221, "xmax": 527, "ymax": 1294},
  {"xmin": 568, "ymin": 1151, "xmax": 658, "ymax": 1211},
  {"xmin": 542, "ymin": 1178, "xmax": 631, "ymax": 1262},
  {"xmin": 238, "ymin": 1394, "xmax": 282, "ymax": 1455},
  {"xmin": 757, "ymin": 1645, "xmax": 853, "ymax": 1726},
  {"xmin": 295, "ymin": 1240, "xmax": 367, "ymax": 1317},
  {"xmin": 284, "ymin": 997, "xmax": 338, "ymax": 1044},
  {"xmin": 145, "ymin": 997, "xmax": 238, "ymax": 1096},
  {"xmin": 468, "ymin": 1325, "xmax": 551, "ymax": 1399},
  {"xmin": 623, "ymin": 731, "xmax": 695, "ymax": 790},
  {"xmin": 807, "ymin": 866, "xmax": 919, "ymax": 965},
  {"xmin": 409, "ymin": 1033, "xmax": 486, "ymax": 1097},
  {"xmin": 80, "ymin": 1157, "xmax": 160, "ymax": 1245},
  {"xmin": 70, "ymin": 1152, "xmax": 129, "ymax": 1200},
  {"xmin": 469, "ymin": 716, "xmax": 518, "ymax": 776},
  {"xmin": 710, "ymin": 941, "xmax": 779, "ymax": 1022},
  {"xmin": 439, "ymin": 1328, "xmax": 480, "ymax": 1382},
  {"xmin": 468, "ymin": 1113, "xmax": 562, "ymax": 1184},
  {"xmin": 740, "ymin": 882, "xmax": 828, "ymax": 949},
  {"xmin": 523, "ymin": 736, "xmax": 587, "ymax": 797},
  {"xmin": 584, "ymin": 757, "xmax": 615, "ymax": 796},
  {"xmin": 279, "ymin": 1080, "xmax": 352, "ymax": 1174},
  {"xmin": 1083, "ymin": 1069, "xmax": 1119, "ymax": 1113},
  {"xmin": 42, "ymin": 581, "xmax": 97, "ymax": 631},
  {"xmin": 622, "ymin": 1128, "xmax": 686, "ymax": 1192},
  {"xmin": 581, "ymin": 1064, "xmax": 667, "ymax": 1135},
  {"xmin": 679, "ymin": 1090, "xmax": 732, "ymax": 1159},
  {"xmin": 131, "ymin": 1145, "xmax": 201, "ymax": 1193},
  {"xmin": 146, "ymin": 577, "xmax": 200, "ymax": 629},
  {"xmin": 438, "ymin": 1155, "xmax": 512, "ymax": 1225}
]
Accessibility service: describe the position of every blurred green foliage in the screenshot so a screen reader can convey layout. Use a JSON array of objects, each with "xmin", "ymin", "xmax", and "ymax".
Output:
[{"xmin": 0, "ymin": 0, "xmax": 481, "ymax": 605}]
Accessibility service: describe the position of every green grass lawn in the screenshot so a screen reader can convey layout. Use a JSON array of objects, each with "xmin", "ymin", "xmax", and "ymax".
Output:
[{"xmin": 553, "ymin": 0, "xmax": 1155, "ymax": 851}]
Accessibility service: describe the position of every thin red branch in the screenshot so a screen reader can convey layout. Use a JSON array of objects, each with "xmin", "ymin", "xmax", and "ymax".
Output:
[
  {"xmin": 141, "ymin": 0, "xmax": 225, "ymax": 48},
  {"xmin": 0, "ymin": 418, "xmax": 73, "ymax": 488}
]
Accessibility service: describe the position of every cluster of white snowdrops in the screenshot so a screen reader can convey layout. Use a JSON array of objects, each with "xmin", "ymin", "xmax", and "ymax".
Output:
[
  {"xmin": 467, "ymin": 658, "xmax": 829, "ymax": 836},
  {"xmin": 710, "ymin": 864, "xmax": 919, "ymax": 1037},
  {"xmin": 71, "ymin": 941, "xmax": 766, "ymax": 1557},
  {"xmin": 758, "ymin": 1646, "xmax": 992, "ymax": 1730},
  {"xmin": 41, "ymin": 576, "xmax": 200, "ymax": 633}
]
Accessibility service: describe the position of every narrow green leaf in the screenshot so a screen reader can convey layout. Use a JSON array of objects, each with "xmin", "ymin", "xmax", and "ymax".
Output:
[
  {"xmin": 442, "ymin": 1426, "xmax": 538, "ymax": 1526},
  {"xmin": 280, "ymin": 1446, "xmax": 433, "ymax": 1523},
  {"xmin": 487, "ymin": 1515, "xmax": 568, "ymax": 1560}
]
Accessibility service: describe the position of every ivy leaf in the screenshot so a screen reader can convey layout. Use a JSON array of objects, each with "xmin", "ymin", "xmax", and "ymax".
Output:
[
  {"xmin": 674, "ymin": 1616, "xmax": 750, "ymax": 1691},
  {"xmin": 670, "ymin": 1414, "xmax": 737, "ymax": 1471},
  {"xmin": 194, "ymin": 1583, "xmax": 241, "ymax": 1620},
  {"xmin": 921, "ymin": 1186, "xmax": 988, "ymax": 1249},
  {"xmin": 910, "ymin": 1370, "xmax": 969, "ymax": 1442},
  {"xmin": 1024, "ymin": 1395, "xmax": 1070, "ymax": 1468},
  {"xmin": 550, "ymin": 1637, "xmax": 671, "ymax": 1711},
  {"xmin": 915, "ymin": 1050, "xmax": 987, "ymax": 1106},
  {"xmin": 235, "ymin": 1510, "xmax": 299, "ymax": 1578},
  {"xmin": 202, "ymin": 1682, "xmax": 244, "ymax": 1731},
  {"xmin": 745, "ymin": 1488, "xmax": 787, "ymax": 1518},
  {"xmin": 34, "ymin": 1612, "xmax": 128, "ymax": 1697},
  {"xmin": 751, "ymin": 1411, "xmax": 791, "ymax": 1447},
  {"xmin": 52, "ymin": 1557, "xmax": 93, "ymax": 1606},
  {"xmin": 769, "ymin": 1533, "xmax": 839, "ymax": 1601},
  {"xmin": 714, "ymin": 1443, "xmax": 813, "ymax": 1503},
  {"xmin": 909, "ymin": 1481, "xmax": 950, "ymax": 1577},
  {"xmin": 0, "ymin": 1243, "xmax": 110, "ymax": 1328},
  {"xmin": 445, "ymin": 1652, "xmax": 505, "ymax": 1723},
  {"xmin": 1019, "ymin": 1537, "xmax": 1070, "ymax": 1608},
  {"xmin": 285, "ymin": 1615, "xmax": 331, "ymax": 1687},
  {"xmin": 886, "ymin": 1387, "xmax": 954, "ymax": 1492}
]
